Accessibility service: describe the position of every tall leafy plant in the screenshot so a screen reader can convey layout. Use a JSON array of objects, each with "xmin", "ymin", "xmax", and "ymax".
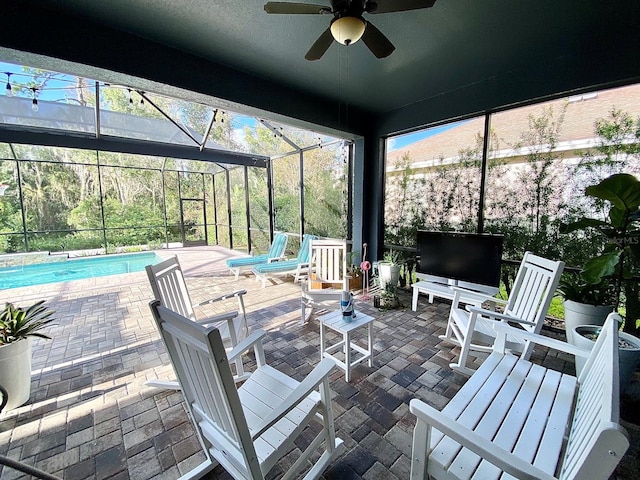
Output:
[{"xmin": 560, "ymin": 173, "xmax": 640, "ymax": 336}]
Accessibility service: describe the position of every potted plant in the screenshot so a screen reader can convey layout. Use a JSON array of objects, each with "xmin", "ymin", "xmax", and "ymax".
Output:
[
  {"xmin": 560, "ymin": 173, "xmax": 640, "ymax": 391},
  {"xmin": 346, "ymin": 250, "xmax": 363, "ymax": 291},
  {"xmin": 557, "ymin": 274, "xmax": 616, "ymax": 343},
  {"xmin": 377, "ymin": 249, "xmax": 401, "ymax": 291},
  {"xmin": 0, "ymin": 300, "xmax": 55, "ymax": 411}
]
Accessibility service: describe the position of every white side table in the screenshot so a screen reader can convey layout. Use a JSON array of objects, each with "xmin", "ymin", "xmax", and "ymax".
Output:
[{"xmin": 318, "ymin": 310, "xmax": 374, "ymax": 382}]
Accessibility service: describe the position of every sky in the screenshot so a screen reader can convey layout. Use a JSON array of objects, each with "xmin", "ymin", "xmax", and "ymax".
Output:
[{"xmin": 387, "ymin": 122, "xmax": 464, "ymax": 151}]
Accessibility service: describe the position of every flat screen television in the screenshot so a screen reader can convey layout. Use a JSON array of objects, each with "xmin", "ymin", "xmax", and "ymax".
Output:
[{"xmin": 416, "ymin": 230, "xmax": 504, "ymax": 287}]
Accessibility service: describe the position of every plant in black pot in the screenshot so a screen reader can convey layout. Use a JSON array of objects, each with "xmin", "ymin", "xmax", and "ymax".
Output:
[
  {"xmin": 560, "ymin": 173, "xmax": 640, "ymax": 390},
  {"xmin": 0, "ymin": 300, "xmax": 55, "ymax": 411}
]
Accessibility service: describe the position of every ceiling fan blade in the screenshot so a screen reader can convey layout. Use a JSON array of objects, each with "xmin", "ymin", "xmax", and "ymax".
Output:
[
  {"xmin": 368, "ymin": 0, "xmax": 436, "ymax": 14},
  {"xmin": 264, "ymin": 2, "xmax": 329, "ymax": 14},
  {"xmin": 361, "ymin": 21, "xmax": 395, "ymax": 58},
  {"xmin": 305, "ymin": 27, "xmax": 334, "ymax": 60}
]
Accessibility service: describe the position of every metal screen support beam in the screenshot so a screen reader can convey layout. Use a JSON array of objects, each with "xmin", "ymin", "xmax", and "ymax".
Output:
[
  {"xmin": 161, "ymin": 171, "xmax": 169, "ymax": 248},
  {"xmin": 243, "ymin": 166, "xmax": 251, "ymax": 253},
  {"xmin": 477, "ymin": 113, "xmax": 491, "ymax": 233},
  {"xmin": 267, "ymin": 160, "xmax": 275, "ymax": 243},
  {"xmin": 299, "ymin": 150, "xmax": 304, "ymax": 239},
  {"xmin": 200, "ymin": 113, "xmax": 216, "ymax": 152},
  {"xmin": 136, "ymin": 90, "xmax": 201, "ymax": 147},
  {"xmin": 94, "ymin": 81, "xmax": 101, "ymax": 139},
  {"xmin": 96, "ymin": 151, "xmax": 108, "ymax": 252},
  {"xmin": 212, "ymin": 173, "xmax": 219, "ymax": 245},
  {"xmin": 9, "ymin": 144, "xmax": 28, "ymax": 252},
  {"xmin": 225, "ymin": 169, "xmax": 233, "ymax": 249}
]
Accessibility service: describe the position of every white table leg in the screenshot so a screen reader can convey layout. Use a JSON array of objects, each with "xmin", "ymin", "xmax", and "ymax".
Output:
[
  {"xmin": 344, "ymin": 330, "xmax": 351, "ymax": 383},
  {"xmin": 320, "ymin": 321, "xmax": 326, "ymax": 362},
  {"xmin": 367, "ymin": 323, "xmax": 373, "ymax": 367}
]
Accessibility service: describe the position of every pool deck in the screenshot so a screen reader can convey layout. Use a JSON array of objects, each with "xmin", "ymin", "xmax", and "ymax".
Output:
[{"xmin": 0, "ymin": 245, "xmax": 638, "ymax": 479}]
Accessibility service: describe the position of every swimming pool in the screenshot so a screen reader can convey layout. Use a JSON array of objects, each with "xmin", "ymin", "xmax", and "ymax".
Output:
[{"xmin": 0, "ymin": 252, "xmax": 162, "ymax": 289}]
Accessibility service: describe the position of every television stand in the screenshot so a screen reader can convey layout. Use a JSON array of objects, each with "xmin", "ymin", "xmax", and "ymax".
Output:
[{"xmin": 411, "ymin": 273, "xmax": 499, "ymax": 311}]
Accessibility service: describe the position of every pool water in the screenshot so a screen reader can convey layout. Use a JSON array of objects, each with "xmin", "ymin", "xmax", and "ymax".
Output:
[{"xmin": 0, "ymin": 252, "xmax": 162, "ymax": 290}]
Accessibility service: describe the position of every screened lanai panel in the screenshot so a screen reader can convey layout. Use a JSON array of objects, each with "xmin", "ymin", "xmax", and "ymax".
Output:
[
  {"xmin": 203, "ymin": 175, "xmax": 217, "ymax": 245},
  {"xmin": 272, "ymin": 153, "xmax": 301, "ymax": 237},
  {"xmin": 384, "ymin": 117, "xmax": 484, "ymax": 247},
  {"xmin": 214, "ymin": 172, "xmax": 230, "ymax": 249},
  {"xmin": 0, "ymin": 96, "xmax": 95, "ymax": 134},
  {"xmin": 0, "ymin": 143, "xmax": 12, "ymax": 158},
  {"xmin": 8, "ymin": 144, "xmax": 98, "ymax": 165},
  {"xmin": 229, "ymin": 167, "xmax": 248, "ymax": 251},
  {"xmin": 486, "ymin": 83, "xmax": 640, "ymax": 267},
  {"xmin": 97, "ymin": 151, "xmax": 164, "ymax": 169},
  {"xmin": 248, "ymin": 168, "xmax": 270, "ymax": 253},
  {"xmin": 303, "ymin": 143, "xmax": 348, "ymax": 239},
  {"xmin": 0, "ymin": 159, "xmax": 22, "ymax": 253},
  {"xmin": 266, "ymin": 120, "xmax": 340, "ymax": 151},
  {"xmin": 100, "ymin": 165, "xmax": 165, "ymax": 248},
  {"xmin": 163, "ymin": 171, "xmax": 181, "ymax": 243}
]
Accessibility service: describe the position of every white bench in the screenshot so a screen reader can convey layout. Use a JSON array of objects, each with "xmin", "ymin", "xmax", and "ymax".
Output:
[
  {"xmin": 411, "ymin": 273, "xmax": 499, "ymax": 311},
  {"xmin": 409, "ymin": 313, "xmax": 629, "ymax": 480}
]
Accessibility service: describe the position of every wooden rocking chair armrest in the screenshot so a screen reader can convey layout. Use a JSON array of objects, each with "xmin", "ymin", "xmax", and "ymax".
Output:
[
  {"xmin": 251, "ymin": 358, "xmax": 336, "ymax": 440},
  {"xmin": 196, "ymin": 310, "xmax": 238, "ymax": 326},
  {"xmin": 451, "ymin": 286, "xmax": 506, "ymax": 304},
  {"xmin": 409, "ymin": 399, "xmax": 557, "ymax": 480},
  {"xmin": 196, "ymin": 289, "xmax": 248, "ymax": 306},
  {"xmin": 465, "ymin": 305, "xmax": 536, "ymax": 326},
  {"xmin": 491, "ymin": 322, "xmax": 591, "ymax": 358},
  {"xmin": 226, "ymin": 329, "xmax": 268, "ymax": 363}
]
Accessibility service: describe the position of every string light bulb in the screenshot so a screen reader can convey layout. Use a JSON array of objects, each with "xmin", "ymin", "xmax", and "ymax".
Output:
[
  {"xmin": 31, "ymin": 87, "xmax": 38, "ymax": 112},
  {"xmin": 4, "ymin": 72, "xmax": 12, "ymax": 96}
]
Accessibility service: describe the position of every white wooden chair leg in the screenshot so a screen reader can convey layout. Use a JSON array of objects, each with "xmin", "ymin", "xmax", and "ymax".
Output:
[
  {"xmin": 145, "ymin": 379, "xmax": 181, "ymax": 390},
  {"xmin": 450, "ymin": 312, "xmax": 478, "ymax": 375},
  {"xmin": 410, "ymin": 418, "xmax": 430, "ymax": 480},
  {"xmin": 176, "ymin": 458, "xmax": 217, "ymax": 480}
]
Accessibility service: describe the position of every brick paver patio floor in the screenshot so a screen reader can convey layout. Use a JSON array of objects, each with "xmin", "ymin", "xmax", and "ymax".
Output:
[{"xmin": 0, "ymin": 246, "xmax": 638, "ymax": 479}]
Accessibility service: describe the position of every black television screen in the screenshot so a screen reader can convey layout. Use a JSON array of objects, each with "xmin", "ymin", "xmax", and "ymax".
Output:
[{"xmin": 416, "ymin": 230, "xmax": 504, "ymax": 287}]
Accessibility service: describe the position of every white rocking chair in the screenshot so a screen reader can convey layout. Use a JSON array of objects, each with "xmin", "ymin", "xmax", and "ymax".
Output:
[
  {"xmin": 148, "ymin": 300, "xmax": 344, "ymax": 480},
  {"xmin": 301, "ymin": 239, "xmax": 350, "ymax": 324},
  {"xmin": 146, "ymin": 256, "xmax": 250, "ymax": 386},
  {"xmin": 441, "ymin": 251, "xmax": 564, "ymax": 374}
]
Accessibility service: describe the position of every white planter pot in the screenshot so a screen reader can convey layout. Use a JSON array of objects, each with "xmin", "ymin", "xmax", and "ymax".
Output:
[
  {"xmin": 563, "ymin": 300, "xmax": 614, "ymax": 344},
  {"xmin": 572, "ymin": 325, "xmax": 640, "ymax": 395},
  {"xmin": 377, "ymin": 262, "xmax": 400, "ymax": 291},
  {"xmin": 0, "ymin": 338, "xmax": 33, "ymax": 411}
]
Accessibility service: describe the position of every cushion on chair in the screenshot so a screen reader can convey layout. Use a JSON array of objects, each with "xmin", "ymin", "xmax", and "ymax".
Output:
[{"xmin": 226, "ymin": 253, "xmax": 269, "ymax": 268}]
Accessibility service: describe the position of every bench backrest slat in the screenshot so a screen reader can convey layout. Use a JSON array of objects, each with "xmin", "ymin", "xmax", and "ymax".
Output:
[{"xmin": 559, "ymin": 314, "xmax": 629, "ymax": 480}]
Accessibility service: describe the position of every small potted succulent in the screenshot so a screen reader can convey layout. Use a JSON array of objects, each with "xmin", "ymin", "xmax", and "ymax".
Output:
[
  {"xmin": 377, "ymin": 249, "xmax": 401, "ymax": 291},
  {"xmin": 0, "ymin": 300, "xmax": 55, "ymax": 411}
]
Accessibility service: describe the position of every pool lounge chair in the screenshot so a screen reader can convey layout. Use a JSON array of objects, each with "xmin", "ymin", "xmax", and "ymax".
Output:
[
  {"xmin": 225, "ymin": 232, "xmax": 288, "ymax": 280},
  {"xmin": 252, "ymin": 234, "xmax": 317, "ymax": 288}
]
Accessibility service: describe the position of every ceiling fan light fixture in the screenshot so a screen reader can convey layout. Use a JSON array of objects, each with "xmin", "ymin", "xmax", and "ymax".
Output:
[{"xmin": 330, "ymin": 16, "xmax": 366, "ymax": 46}]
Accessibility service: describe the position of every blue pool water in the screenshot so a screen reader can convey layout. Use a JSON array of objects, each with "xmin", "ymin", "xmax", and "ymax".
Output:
[{"xmin": 0, "ymin": 252, "xmax": 162, "ymax": 289}]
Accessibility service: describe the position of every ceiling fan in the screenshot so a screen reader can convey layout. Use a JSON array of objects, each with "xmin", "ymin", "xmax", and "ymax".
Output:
[{"xmin": 264, "ymin": 0, "xmax": 437, "ymax": 61}]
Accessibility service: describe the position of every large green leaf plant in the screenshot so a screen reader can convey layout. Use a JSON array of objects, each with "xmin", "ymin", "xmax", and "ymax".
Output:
[
  {"xmin": 560, "ymin": 173, "xmax": 640, "ymax": 335},
  {"xmin": 0, "ymin": 300, "xmax": 56, "ymax": 345}
]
